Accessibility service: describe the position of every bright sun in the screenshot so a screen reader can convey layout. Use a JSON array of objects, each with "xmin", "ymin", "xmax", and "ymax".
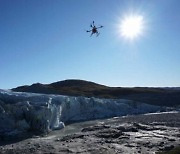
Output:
[{"xmin": 120, "ymin": 15, "xmax": 144, "ymax": 40}]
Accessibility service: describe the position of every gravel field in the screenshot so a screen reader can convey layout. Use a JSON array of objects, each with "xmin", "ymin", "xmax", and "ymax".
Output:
[{"xmin": 0, "ymin": 112, "xmax": 180, "ymax": 154}]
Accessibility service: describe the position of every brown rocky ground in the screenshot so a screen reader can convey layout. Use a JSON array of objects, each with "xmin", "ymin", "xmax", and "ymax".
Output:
[{"xmin": 0, "ymin": 112, "xmax": 180, "ymax": 154}]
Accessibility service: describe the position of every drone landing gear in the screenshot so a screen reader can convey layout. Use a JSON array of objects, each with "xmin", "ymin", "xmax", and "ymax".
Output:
[{"xmin": 96, "ymin": 32, "xmax": 100, "ymax": 37}]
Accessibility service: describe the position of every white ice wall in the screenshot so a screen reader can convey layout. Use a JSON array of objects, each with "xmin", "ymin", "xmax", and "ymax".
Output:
[{"xmin": 0, "ymin": 90, "xmax": 162, "ymax": 137}]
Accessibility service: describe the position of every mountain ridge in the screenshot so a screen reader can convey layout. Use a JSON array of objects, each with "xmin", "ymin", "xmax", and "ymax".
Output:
[{"xmin": 11, "ymin": 79, "xmax": 180, "ymax": 106}]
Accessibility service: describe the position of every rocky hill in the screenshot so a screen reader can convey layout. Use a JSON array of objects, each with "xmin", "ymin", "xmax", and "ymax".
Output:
[{"xmin": 12, "ymin": 79, "xmax": 180, "ymax": 106}]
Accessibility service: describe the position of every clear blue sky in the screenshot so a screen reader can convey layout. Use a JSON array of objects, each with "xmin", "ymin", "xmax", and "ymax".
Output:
[{"xmin": 0, "ymin": 0, "xmax": 180, "ymax": 89}]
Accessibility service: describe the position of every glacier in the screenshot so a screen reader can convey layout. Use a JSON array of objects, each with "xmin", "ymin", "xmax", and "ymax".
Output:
[{"xmin": 0, "ymin": 89, "xmax": 165, "ymax": 138}]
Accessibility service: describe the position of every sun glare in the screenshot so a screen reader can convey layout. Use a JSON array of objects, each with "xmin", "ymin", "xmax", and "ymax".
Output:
[{"xmin": 120, "ymin": 15, "xmax": 144, "ymax": 40}]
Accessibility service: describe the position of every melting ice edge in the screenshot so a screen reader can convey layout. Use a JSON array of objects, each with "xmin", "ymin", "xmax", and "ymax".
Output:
[{"xmin": 0, "ymin": 89, "xmax": 168, "ymax": 137}]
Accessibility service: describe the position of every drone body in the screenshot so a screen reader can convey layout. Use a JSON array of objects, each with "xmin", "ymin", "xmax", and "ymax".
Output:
[{"xmin": 86, "ymin": 21, "xmax": 103, "ymax": 37}]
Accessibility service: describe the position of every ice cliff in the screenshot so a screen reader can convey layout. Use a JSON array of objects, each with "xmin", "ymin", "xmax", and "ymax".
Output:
[{"xmin": 0, "ymin": 89, "xmax": 163, "ymax": 137}]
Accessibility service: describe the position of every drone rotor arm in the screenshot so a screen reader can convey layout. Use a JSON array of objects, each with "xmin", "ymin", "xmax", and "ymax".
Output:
[
  {"xmin": 86, "ymin": 30, "xmax": 92, "ymax": 32},
  {"xmin": 97, "ymin": 25, "xmax": 104, "ymax": 29}
]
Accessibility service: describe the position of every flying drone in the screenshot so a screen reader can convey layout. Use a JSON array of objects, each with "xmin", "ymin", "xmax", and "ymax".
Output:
[{"xmin": 86, "ymin": 21, "xmax": 104, "ymax": 37}]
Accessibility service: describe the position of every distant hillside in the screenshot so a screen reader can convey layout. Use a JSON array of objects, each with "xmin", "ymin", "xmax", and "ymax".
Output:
[{"xmin": 12, "ymin": 79, "xmax": 180, "ymax": 106}]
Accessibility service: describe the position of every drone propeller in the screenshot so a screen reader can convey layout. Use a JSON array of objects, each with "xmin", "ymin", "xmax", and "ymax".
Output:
[
  {"xmin": 92, "ymin": 21, "xmax": 95, "ymax": 26},
  {"xmin": 90, "ymin": 21, "xmax": 95, "ymax": 27}
]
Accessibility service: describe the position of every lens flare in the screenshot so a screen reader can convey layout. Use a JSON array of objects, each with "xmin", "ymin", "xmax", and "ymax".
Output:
[{"xmin": 120, "ymin": 15, "xmax": 144, "ymax": 40}]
